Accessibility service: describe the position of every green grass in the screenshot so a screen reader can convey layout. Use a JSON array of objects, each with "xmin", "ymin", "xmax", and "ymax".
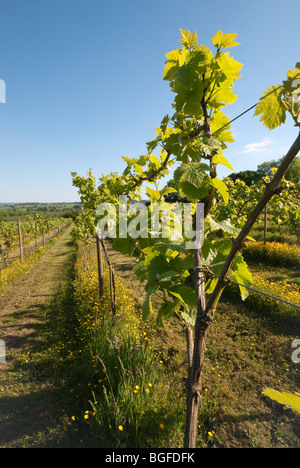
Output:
[
  {"xmin": 250, "ymin": 221, "xmax": 298, "ymax": 245},
  {"xmin": 103, "ymin": 239, "xmax": 300, "ymax": 448},
  {"xmin": 250, "ymin": 262, "xmax": 300, "ymax": 287},
  {"xmin": 2, "ymin": 224, "xmax": 298, "ymax": 448},
  {"xmin": 57, "ymin": 243, "xmax": 185, "ymax": 448}
]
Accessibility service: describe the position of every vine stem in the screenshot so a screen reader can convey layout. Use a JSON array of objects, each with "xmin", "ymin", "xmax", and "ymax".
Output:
[{"xmin": 184, "ymin": 132, "xmax": 300, "ymax": 448}]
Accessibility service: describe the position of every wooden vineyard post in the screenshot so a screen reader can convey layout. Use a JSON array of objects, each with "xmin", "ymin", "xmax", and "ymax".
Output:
[
  {"xmin": 18, "ymin": 219, "xmax": 23, "ymax": 263},
  {"xmin": 35, "ymin": 222, "xmax": 38, "ymax": 248},
  {"xmin": 264, "ymin": 204, "xmax": 268, "ymax": 245},
  {"xmin": 99, "ymin": 237, "xmax": 117, "ymax": 317},
  {"xmin": 96, "ymin": 235, "xmax": 104, "ymax": 300},
  {"xmin": 109, "ymin": 264, "xmax": 117, "ymax": 317}
]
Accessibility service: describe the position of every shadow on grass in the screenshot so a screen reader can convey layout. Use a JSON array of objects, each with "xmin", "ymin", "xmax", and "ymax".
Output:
[
  {"xmin": 0, "ymin": 386, "xmax": 95, "ymax": 448},
  {"xmin": 0, "ymin": 248, "xmax": 101, "ymax": 448},
  {"xmin": 221, "ymin": 286, "xmax": 300, "ymax": 338}
]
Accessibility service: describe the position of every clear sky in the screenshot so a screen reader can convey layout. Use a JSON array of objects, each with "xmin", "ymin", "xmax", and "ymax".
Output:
[{"xmin": 0, "ymin": 0, "xmax": 299, "ymax": 203}]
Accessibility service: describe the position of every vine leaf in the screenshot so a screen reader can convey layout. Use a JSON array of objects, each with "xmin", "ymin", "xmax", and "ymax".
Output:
[
  {"xmin": 254, "ymin": 85, "xmax": 286, "ymax": 130},
  {"xmin": 142, "ymin": 285, "xmax": 157, "ymax": 320},
  {"xmin": 181, "ymin": 163, "xmax": 210, "ymax": 187},
  {"xmin": 230, "ymin": 253, "xmax": 253, "ymax": 300},
  {"xmin": 211, "ymin": 153, "xmax": 234, "ymax": 171},
  {"xmin": 263, "ymin": 388, "xmax": 300, "ymax": 415},
  {"xmin": 211, "ymin": 30, "xmax": 240, "ymax": 49},
  {"xmin": 210, "ymin": 178, "xmax": 229, "ymax": 203},
  {"xmin": 179, "ymin": 180, "xmax": 211, "ymax": 203},
  {"xmin": 180, "ymin": 29, "xmax": 198, "ymax": 49},
  {"xmin": 156, "ymin": 299, "xmax": 181, "ymax": 326}
]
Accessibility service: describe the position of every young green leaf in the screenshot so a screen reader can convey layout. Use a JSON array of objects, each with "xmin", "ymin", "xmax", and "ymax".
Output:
[
  {"xmin": 142, "ymin": 286, "xmax": 157, "ymax": 320},
  {"xmin": 179, "ymin": 179, "xmax": 211, "ymax": 203},
  {"xmin": 206, "ymin": 216, "xmax": 241, "ymax": 236},
  {"xmin": 180, "ymin": 29, "xmax": 198, "ymax": 50},
  {"xmin": 156, "ymin": 299, "xmax": 181, "ymax": 326},
  {"xmin": 172, "ymin": 64, "xmax": 196, "ymax": 90},
  {"xmin": 211, "ymin": 153, "xmax": 234, "ymax": 171},
  {"xmin": 254, "ymin": 85, "xmax": 286, "ymax": 129},
  {"xmin": 169, "ymin": 286, "xmax": 197, "ymax": 308},
  {"xmin": 211, "ymin": 30, "xmax": 240, "ymax": 49},
  {"xmin": 181, "ymin": 163, "xmax": 211, "ymax": 187},
  {"xmin": 231, "ymin": 253, "xmax": 253, "ymax": 300},
  {"xmin": 263, "ymin": 388, "xmax": 300, "ymax": 415},
  {"xmin": 210, "ymin": 178, "xmax": 229, "ymax": 204}
]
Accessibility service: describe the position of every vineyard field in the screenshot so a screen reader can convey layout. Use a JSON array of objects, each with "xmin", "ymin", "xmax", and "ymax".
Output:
[
  {"xmin": 0, "ymin": 203, "xmax": 81, "ymax": 222},
  {"xmin": 1, "ymin": 23, "xmax": 299, "ymax": 450}
]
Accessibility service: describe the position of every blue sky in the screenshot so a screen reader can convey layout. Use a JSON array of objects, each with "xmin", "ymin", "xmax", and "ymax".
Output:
[{"xmin": 0, "ymin": 0, "xmax": 299, "ymax": 202}]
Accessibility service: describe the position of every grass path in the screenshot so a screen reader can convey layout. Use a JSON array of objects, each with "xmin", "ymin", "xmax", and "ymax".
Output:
[{"xmin": 0, "ymin": 229, "xmax": 88, "ymax": 448}]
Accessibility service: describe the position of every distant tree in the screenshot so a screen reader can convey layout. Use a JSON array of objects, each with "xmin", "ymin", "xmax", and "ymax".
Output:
[
  {"xmin": 228, "ymin": 170, "xmax": 260, "ymax": 186},
  {"xmin": 257, "ymin": 156, "xmax": 300, "ymax": 183},
  {"xmin": 229, "ymin": 156, "xmax": 300, "ymax": 186}
]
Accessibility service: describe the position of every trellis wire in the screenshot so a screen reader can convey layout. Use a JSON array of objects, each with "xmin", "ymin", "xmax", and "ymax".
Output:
[
  {"xmin": 159, "ymin": 84, "xmax": 283, "ymax": 150},
  {"xmin": 159, "ymin": 78, "xmax": 300, "ymax": 151},
  {"xmin": 212, "ymin": 273, "xmax": 300, "ymax": 311}
]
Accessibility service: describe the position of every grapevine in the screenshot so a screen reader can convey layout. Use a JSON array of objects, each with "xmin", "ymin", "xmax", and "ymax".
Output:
[{"xmin": 71, "ymin": 29, "xmax": 300, "ymax": 448}]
